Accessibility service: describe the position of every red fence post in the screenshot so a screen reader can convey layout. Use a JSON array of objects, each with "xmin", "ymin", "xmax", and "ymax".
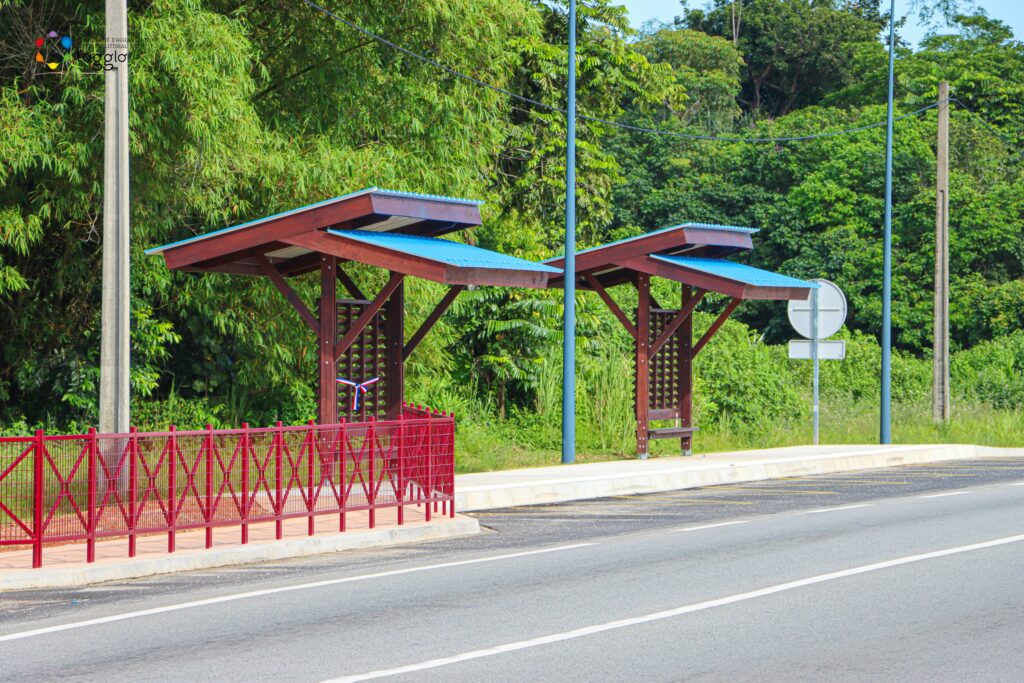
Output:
[
  {"xmin": 307, "ymin": 419, "xmax": 315, "ymax": 537},
  {"xmin": 449, "ymin": 413, "xmax": 456, "ymax": 518},
  {"xmin": 87, "ymin": 428, "xmax": 97, "ymax": 563},
  {"xmin": 396, "ymin": 414, "xmax": 404, "ymax": 526},
  {"xmin": 368, "ymin": 417, "xmax": 376, "ymax": 530},
  {"xmin": 437, "ymin": 410, "xmax": 444, "ymax": 515},
  {"xmin": 128, "ymin": 427, "xmax": 138, "ymax": 558},
  {"xmin": 32, "ymin": 429, "xmax": 44, "ymax": 569},
  {"xmin": 339, "ymin": 419, "xmax": 346, "ymax": 533},
  {"xmin": 275, "ymin": 421, "xmax": 283, "ymax": 540},
  {"xmin": 205, "ymin": 423, "xmax": 214, "ymax": 549},
  {"xmin": 241, "ymin": 421, "xmax": 249, "ymax": 545},
  {"xmin": 424, "ymin": 416, "xmax": 432, "ymax": 523},
  {"xmin": 168, "ymin": 425, "xmax": 177, "ymax": 553}
]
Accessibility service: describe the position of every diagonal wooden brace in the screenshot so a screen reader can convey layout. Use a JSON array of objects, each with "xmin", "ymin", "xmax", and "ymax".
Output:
[
  {"xmin": 334, "ymin": 272, "xmax": 405, "ymax": 358},
  {"xmin": 336, "ymin": 265, "xmax": 366, "ymax": 300},
  {"xmin": 403, "ymin": 285, "xmax": 465, "ymax": 361},
  {"xmin": 585, "ymin": 274, "xmax": 637, "ymax": 340},
  {"xmin": 257, "ymin": 255, "xmax": 319, "ymax": 334},
  {"xmin": 650, "ymin": 289, "xmax": 706, "ymax": 357},
  {"xmin": 693, "ymin": 297, "xmax": 741, "ymax": 357}
]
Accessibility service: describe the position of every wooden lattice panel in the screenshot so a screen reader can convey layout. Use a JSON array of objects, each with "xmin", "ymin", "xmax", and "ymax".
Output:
[
  {"xmin": 648, "ymin": 309, "xmax": 681, "ymax": 416},
  {"xmin": 337, "ymin": 299, "xmax": 387, "ymax": 420}
]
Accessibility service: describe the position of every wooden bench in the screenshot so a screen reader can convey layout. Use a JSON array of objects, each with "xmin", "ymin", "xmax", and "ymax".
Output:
[{"xmin": 647, "ymin": 426, "xmax": 698, "ymax": 440}]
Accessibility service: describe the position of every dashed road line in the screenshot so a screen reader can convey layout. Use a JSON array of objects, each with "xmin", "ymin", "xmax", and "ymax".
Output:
[
  {"xmin": 672, "ymin": 520, "xmax": 749, "ymax": 533},
  {"xmin": 667, "ymin": 498, "xmax": 755, "ymax": 506},
  {"xmin": 917, "ymin": 491, "xmax": 972, "ymax": 499},
  {"xmin": 704, "ymin": 489, "xmax": 839, "ymax": 499},
  {"xmin": 800, "ymin": 504, "xmax": 872, "ymax": 515},
  {"xmin": 324, "ymin": 533, "xmax": 1024, "ymax": 682},
  {"xmin": 0, "ymin": 543, "xmax": 596, "ymax": 643}
]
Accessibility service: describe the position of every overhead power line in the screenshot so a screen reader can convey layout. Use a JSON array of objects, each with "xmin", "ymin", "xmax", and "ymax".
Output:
[
  {"xmin": 296, "ymin": 0, "xmax": 997, "ymax": 146},
  {"xmin": 949, "ymin": 97, "xmax": 1024, "ymax": 161},
  {"xmin": 593, "ymin": 103, "xmax": 943, "ymax": 142}
]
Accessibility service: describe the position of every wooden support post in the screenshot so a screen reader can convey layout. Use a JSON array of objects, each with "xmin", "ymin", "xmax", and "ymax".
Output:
[
  {"xmin": 680, "ymin": 285, "xmax": 694, "ymax": 455},
  {"xmin": 384, "ymin": 277, "xmax": 405, "ymax": 419},
  {"xmin": 319, "ymin": 256, "xmax": 338, "ymax": 425},
  {"xmin": 635, "ymin": 274, "xmax": 651, "ymax": 459}
]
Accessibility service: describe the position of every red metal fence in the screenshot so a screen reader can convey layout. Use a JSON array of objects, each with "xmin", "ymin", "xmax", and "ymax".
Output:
[{"xmin": 0, "ymin": 405, "xmax": 455, "ymax": 568}]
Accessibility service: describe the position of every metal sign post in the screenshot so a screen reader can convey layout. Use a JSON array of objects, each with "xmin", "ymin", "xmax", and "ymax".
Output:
[
  {"xmin": 561, "ymin": 0, "xmax": 577, "ymax": 465},
  {"xmin": 812, "ymin": 287, "xmax": 819, "ymax": 444},
  {"xmin": 789, "ymin": 279, "xmax": 847, "ymax": 446}
]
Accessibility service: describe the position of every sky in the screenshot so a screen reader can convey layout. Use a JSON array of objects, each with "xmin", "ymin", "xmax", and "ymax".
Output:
[{"xmin": 617, "ymin": 0, "xmax": 1024, "ymax": 45}]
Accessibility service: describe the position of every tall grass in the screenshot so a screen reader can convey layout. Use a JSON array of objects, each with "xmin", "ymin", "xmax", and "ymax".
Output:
[
  {"xmin": 118, "ymin": 318, "xmax": 1024, "ymax": 475},
  {"xmin": 453, "ymin": 399, "xmax": 1024, "ymax": 473}
]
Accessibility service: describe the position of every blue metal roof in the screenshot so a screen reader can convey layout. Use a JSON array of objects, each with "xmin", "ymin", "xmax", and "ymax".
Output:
[
  {"xmin": 145, "ymin": 187, "xmax": 484, "ymax": 255},
  {"xmin": 652, "ymin": 255, "xmax": 817, "ymax": 289},
  {"xmin": 562, "ymin": 222, "xmax": 759, "ymax": 261},
  {"xmin": 329, "ymin": 230, "xmax": 561, "ymax": 273}
]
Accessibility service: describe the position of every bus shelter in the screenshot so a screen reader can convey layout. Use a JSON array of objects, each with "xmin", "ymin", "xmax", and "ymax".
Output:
[
  {"xmin": 147, "ymin": 188, "xmax": 561, "ymax": 424},
  {"xmin": 546, "ymin": 223, "xmax": 817, "ymax": 458}
]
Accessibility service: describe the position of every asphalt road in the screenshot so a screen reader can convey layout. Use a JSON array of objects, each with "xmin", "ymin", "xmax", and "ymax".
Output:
[{"xmin": 2, "ymin": 457, "xmax": 1023, "ymax": 682}]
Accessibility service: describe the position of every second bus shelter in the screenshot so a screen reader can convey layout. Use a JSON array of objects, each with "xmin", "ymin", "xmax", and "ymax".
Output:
[{"xmin": 546, "ymin": 222, "xmax": 817, "ymax": 457}]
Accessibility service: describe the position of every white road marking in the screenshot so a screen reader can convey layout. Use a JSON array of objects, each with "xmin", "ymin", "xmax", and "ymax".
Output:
[
  {"xmin": 325, "ymin": 532, "xmax": 1024, "ymax": 682},
  {"xmin": 1009, "ymin": 482, "xmax": 1024, "ymax": 487},
  {"xmin": 673, "ymin": 520, "xmax": 749, "ymax": 532},
  {"xmin": 800, "ymin": 503, "xmax": 871, "ymax": 515},
  {"xmin": 0, "ymin": 543, "xmax": 596, "ymax": 643},
  {"xmin": 918, "ymin": 491, "xmax": 971, "ymax": 499}
]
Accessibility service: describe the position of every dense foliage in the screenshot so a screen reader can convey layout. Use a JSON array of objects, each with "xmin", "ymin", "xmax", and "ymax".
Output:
[{"xmin": 1, "ymin": 0, "xmax": 1021, "ymax": 449}]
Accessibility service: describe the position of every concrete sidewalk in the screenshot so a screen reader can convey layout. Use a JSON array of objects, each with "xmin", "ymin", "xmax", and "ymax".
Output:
[
  {"xmin": 0, "ymin": 506, "xmax": 479, "ymax": 591},
  {"xmin": 454, "ymin": 443, "xmax": 1015, "ymax": 511}
]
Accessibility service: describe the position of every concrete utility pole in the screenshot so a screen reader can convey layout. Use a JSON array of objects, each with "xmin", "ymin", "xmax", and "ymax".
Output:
[
  {"xmin": 99, "ymin": 0, "xmax": 131, "ymax": 435},
  {"xmin": 933, "ymin": 81, "xmax": 951, "ymax": 422},
  {"xmin": 880, "ymin": 0, "xmax": 896, "ymax": 444}
]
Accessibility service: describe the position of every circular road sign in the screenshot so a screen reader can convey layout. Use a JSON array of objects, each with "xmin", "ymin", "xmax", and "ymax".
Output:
[{"xmin": 787, "ymin": 278, "xmax": 847, "ymax": 340}]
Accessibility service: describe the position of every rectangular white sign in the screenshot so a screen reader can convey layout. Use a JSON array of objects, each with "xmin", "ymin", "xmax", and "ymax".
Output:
[{"xmin": 788, "ymin": 340, "xmax": 846, "ymax": 360}]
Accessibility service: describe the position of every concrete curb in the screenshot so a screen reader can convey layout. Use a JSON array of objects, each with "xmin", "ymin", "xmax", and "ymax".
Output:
[
  {"xmin": 455, "ymin": 444, "xmax": 997, "ymax": 511},
  {"xmin": 0, "ymin": 516, "xmax": 479, "ymax": 592}
]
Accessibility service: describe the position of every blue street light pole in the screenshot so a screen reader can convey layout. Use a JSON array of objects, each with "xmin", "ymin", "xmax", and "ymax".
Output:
[
  {"xmin": 880, "ymin": 0, "xmax": 896, "ymax": 444},
  {"xmin": 561, "ymin": 0, "xmax": 577, "ymax": 465}
]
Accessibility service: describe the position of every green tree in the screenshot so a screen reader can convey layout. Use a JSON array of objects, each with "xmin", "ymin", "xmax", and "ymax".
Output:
[{"xmin": 681, "ymin": 0, "xmax": 884, "ymax": 115}]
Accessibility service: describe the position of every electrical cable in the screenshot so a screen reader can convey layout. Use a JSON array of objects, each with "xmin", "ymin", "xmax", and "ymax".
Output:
[
  {"xmin": 949, "ymin": 96, "xmax": 1024, "ymax": 161},
  {"xmin": 580, "ymin": 103, "xmax": 943, "ymax": 142}
]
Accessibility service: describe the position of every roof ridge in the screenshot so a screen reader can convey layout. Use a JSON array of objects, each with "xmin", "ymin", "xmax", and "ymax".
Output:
[{"xmin": 374, "ymin": 188, "xmax": 484, "ymax": 206}]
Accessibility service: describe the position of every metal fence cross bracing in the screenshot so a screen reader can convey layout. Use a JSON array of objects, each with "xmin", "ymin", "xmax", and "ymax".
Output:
[{"xmin": 0, "ymin": 404, "xmax": 455, "ymax": 568}]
